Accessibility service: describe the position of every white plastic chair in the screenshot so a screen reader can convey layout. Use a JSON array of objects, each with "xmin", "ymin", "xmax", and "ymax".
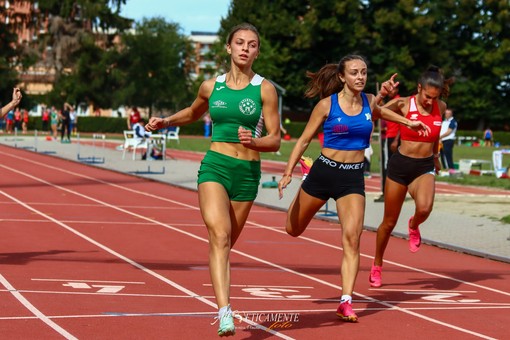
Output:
[
  {"xmin": 166, "ymin": 126, "xmax": 180, "ymax": 144},
  {"xmin": 122, "ymin": 130, "xmax": 148, "ymax": 160}
]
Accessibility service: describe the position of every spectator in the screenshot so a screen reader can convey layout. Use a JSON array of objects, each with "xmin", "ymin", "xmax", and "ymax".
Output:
[
  {"xmin": 203, "ymin": 113, "xmax": 212, "ymax": 137},
  {"xmin": 14, "ymin": 107, "xmax": 22, "ymax": 132},
  {"xmin": 483, "ymin": 126, "xmax": 494, "ymax": 147},
  {"xmin": 439, "ymin": 108, "xmax": 457, "ymax": 169},
  {"xmin": 22, "ymin": 109, "xmax": 29, "ymax": 134},
  {"xmin": 5, "ymin": 110, "xmax": 14, "ymax": 134},
  {"xmin": 70, "ymin": 106, "xmax": 78, "ymax": 135},
  {"xmin": 60, "ymin": 103, "xmax": 72, "ymax": 143},
  {"xmin": 127, "ymin": 106, "xmax": 141, "ymax": 130},
  {"xmin": 132, "ymin": 118, "xmax": 151, "ymax": 160},
  {"xmin": 50, "ymin": 106, "xmax": 59, "ymax": 140},
  {"xmin": 41, "ymin": 107, "xmax": 50, "ymax": 133}
]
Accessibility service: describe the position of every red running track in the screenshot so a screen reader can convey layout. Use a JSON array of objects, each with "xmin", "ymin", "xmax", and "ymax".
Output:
[{"xmin": 0, "ymin": 145, "xmax": 509, "ymax": 339}]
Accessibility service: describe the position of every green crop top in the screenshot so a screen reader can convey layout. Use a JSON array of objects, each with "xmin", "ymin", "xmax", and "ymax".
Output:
[{"xmin": 208, "ymin": 73, "xmax": 264, "ymax": 143}]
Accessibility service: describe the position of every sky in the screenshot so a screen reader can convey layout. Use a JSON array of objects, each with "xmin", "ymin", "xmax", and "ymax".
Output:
[{"xmin": 119, "ymin": 0, "xmax": 232, "ymax": 35}]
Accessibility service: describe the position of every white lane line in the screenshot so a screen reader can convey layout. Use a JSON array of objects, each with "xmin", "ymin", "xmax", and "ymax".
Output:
[
  {"xmin": 0, "ymin": 182, "xmax": 495, "ymax": 339},
  {"xmin": 0, "ymin": 201, "xmax": 178, "ymax": 209},
  {"xmin": 0, "ymin": 218, "xmax": 204, "ymax": 227},
  {"xmin": 3, "ymin": 289, "xmax": 510, "ymax": 306},
  {"xmin": 31, "ymin": 278, "xmax": 145, "ymax": 285},
  {"xmin": 247, "ymin": 220, "xmax": 510, "ymax": 297},
  {"xmin": 32, "ymin": 278, "xmax": 145, "ymax": 284},
  {"xmin": 1, "ymin": 154, "xmax": 504, "ymax": 339},
  {"xmin": 0, "ymin": 191, "xmax": 293, "ymax": 339},
  {"xmin": 14, "ymin": 155, "xmax": 502, "ymax": 297},
  {"xmin": 0, "ymin": 274, "xmax": 78, "ymax": 340},
  {"xmin": 1, "ymin": 303, "xmax": 509, "ymax": 322},
  {"xmin": 204, "ymin": 284, "xmax": 314, "ymax": 289},
  {"xmin": 371, "ymin": 288, "xmax": 477, "ymax": 293}
]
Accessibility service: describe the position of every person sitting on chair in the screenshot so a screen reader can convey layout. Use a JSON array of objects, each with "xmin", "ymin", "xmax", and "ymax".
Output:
[{"xmin": 132, "ymin": 119, "xmax": 151, "ymax": 159}]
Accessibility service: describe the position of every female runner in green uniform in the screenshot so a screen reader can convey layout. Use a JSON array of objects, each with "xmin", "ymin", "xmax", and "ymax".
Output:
[{"xmin": 145, "ymin": 23, "xmax": 280, "ymax": 337}]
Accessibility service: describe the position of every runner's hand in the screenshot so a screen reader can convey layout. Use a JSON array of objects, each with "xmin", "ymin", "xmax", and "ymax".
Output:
[
  {"xmin": 278, "ymin": 175, "xmax": 292, "ymax": 199},
  {"xmin": 12, "ymin": 88, "xmax": 22, "ymax": 104},
  {"xmin": 408, "ymin": 121, "xmax": 431, "ymax": 136},
  {"xmin": 238, "ymin": 126, "xmax": 254, "ymax": 146},
  {"xmin": 379, "ymin": 73, "xmax": 400, "ymax": 98},
  {"xmin": 146, "ymin": 117, "xmax": 165, "ymax": 132}
]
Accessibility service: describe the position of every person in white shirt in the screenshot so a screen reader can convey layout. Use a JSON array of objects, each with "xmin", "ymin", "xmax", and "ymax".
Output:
[
  {"xmin": 439, "ymin": 108, "xmax": 457, "ymax": 169},
  {"xmin": 132, "ymin": 119, "xmax": 151, "ymax": 159}
]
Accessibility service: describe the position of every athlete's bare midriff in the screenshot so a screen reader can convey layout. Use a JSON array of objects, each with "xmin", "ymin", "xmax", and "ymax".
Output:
[
  {"xmin": 398, "ymin": 140, "xmax": 435, "ymax": 158},
  {"xmin": 321, "ymin": 147, "xmax": 365, "ymax": 164},
  {"xmin": 210, "ymin": 141, "xmax": 260, "ymax": 161}
]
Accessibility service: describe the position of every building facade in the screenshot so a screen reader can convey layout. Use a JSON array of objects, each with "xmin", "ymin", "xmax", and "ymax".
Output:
[{"xmin": 188, "ymin": 31, "xmax": 219, "ymax": 80}]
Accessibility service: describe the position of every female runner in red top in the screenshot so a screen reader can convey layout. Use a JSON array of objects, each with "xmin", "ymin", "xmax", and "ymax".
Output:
[{"xmin": 369, "ymin": 66, "xmax": 454, "ymax": 288}]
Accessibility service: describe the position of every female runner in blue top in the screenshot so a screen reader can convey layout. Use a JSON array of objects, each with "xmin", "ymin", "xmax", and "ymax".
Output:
[{"xmin": 278, "ymin": 54, "xmax": 429, "ymax": 322}]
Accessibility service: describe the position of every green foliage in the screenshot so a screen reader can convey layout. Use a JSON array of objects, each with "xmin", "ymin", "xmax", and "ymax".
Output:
[
  {"xmin": 436, "ymin": 173, "xmax": 510, "ymax": 191},
  {"xmin": 37, "ymin": 0, "xmax": 131, "ymax": 29},
  {"xmin": 501, "ymin": 215, "xmax": 510, "ymax": 224},
  {"xmin": 114, "ymin": 18, "xmax": 192, "ymax": 115},
  {"xmin": 24, "ymin": 0, "xmax": 133, "ymax": 108},
  {"xmin": 77, "ymin": 116, "xmax": 127, "ymax": 132},
  {"xmin": 0, "ymin": 7, "xmax": 22, "ymax": 104},
  {"xmin": 11, "ymin": 0, "xmax": 510, "ymax": 131},
  {"xmin": 217, "ymin": 0, "xmax": 510, "ymax": 128},
  {"xmin": 168, "ymin": 134, "xmax": 510, "ymax": 191}
]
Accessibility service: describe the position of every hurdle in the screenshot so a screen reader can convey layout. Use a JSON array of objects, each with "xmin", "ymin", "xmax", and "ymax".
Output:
[
  {"xmin": 129, "ymin": 165, "xmax": 166, "ymax": 175},
  {"xmin": 32, "ymin": 130, "xmax": 57, "ymax": 154},
  {"xmin": 4, "ymin": 127, "xmax": 24, "ymax": 147},
  {"xmin": 14, "ymin": 127, "xmax": 36, "ymax": 151},
  {"xmin": 128, "ymin": 135, "xmax": 167, "ymax": 175},
  {"xmin": 76, "ymin": 133, "xmax": 106, "ymax": 164},
  {"xmin": 318, "ymin": 200, "xmax": 336, "ymax": 217}
]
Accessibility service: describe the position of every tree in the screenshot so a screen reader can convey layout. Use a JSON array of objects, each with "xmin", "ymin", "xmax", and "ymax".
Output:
[
  {"xmin": 46, "ymin": 34, "xmax": 119, "ymax": 110},
  {"xmin": 218, "ymin": 0, "xmax": 312, "ymax": 111},
  {"xmin": 218, "ymin": 0, "xmax": 510, "ymax": 128},
  {"xmin": 113, "ymin": 18, "xmax": 192, "ymax": 117},
  {"xmin": 0, "ymin": 5, "xmax": 30, "ymax": 105},
  {"xmin": 35, "ymin": 0, "xmax": 131, "ymax": 73}
]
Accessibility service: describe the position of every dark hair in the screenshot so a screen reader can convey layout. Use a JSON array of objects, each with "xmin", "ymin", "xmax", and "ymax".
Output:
[
  {"xmin": 305, "ymin": 54, "xmax": 367, "ymax": 99},
  {"xmin": 418, "ymin": 65, "xmax": 455, "ymax": 99},
  {"xmin": 226, "ymin": 23, "xmax": 260, "ymax": 47}
]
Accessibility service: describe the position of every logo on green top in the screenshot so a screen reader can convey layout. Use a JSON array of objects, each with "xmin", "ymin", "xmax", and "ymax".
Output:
[{"xmin": 239, "ymin": 98, "xmax": 257, "ymax": 115}]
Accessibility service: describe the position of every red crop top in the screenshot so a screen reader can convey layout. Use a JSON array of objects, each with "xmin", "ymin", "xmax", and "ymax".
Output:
[{"xmin": 400, "ymin": 96, "xmax": 442, "ymax": 143}]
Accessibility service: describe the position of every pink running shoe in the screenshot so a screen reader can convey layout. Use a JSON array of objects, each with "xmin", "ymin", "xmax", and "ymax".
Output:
[
  {"xmin": 336, "ymin": 301, "xmax": 358, "ymax": 322},
  {"xmin": 369, "ymin": 264, "xmax": 382, "ymax": 288},
  {"xmin": 408, "ymin": 216, "xmax": 421, "ymax": 253}
]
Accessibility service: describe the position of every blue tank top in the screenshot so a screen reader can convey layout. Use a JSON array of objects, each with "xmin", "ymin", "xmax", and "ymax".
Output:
[{"xmin": 322, "ymin": 92, "xmax": 373, "ymax": 150}]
